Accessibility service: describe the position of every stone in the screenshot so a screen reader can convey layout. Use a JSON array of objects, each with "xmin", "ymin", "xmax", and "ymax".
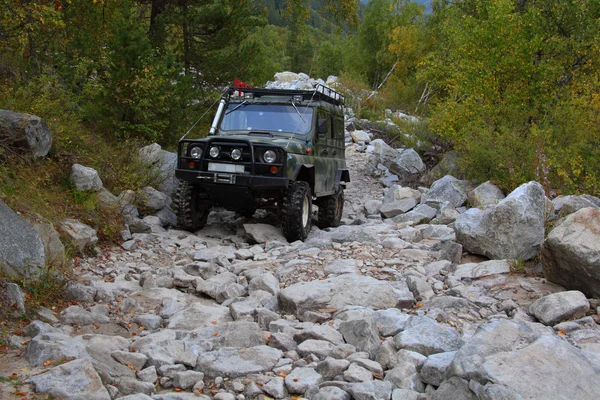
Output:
[
  {"xmin": 244, "ymin": 223, "xmax": 288, "ymax": 244},
  {"xmin": 284, "ymin": 367, "xmax": 322, "ymax": 394},
  {"xmin": 392, "ymin": 204, "xmax": 437, "ymax": 225},
  {"xmin": 364, "ymin": 200, "xmax": 383, "ymax": 215},
  {"xmin": 32, "ymin": 221, "xmax": 66, "ymax": 267},
  {"xmin": 421, "ymin": 175, "xmax": 469, "ymax": 209},
  {"xmin": 279, "ymin": 274, "xmax": 402, "ymax": 317},
  {"xmin": 431, "ymin": 377, "xmax": 476, "ymax": 400},
  {"xmin": 59, "ymin": 219, "xmax": 98, "ymax": 252},
  {"xmin": 139, "ymin": 186, "xmax": 169, "ymax": 212},
  {"xmin": 197, "ymin": 273, "xmax": 246, "ymax": 303},
  {"xmin": 25, "ymin": 358, "xmax": 110, "ymax": 400},
  {"xmin": 468, "ymin": 181, "xmax": 505, "ymax": 209},
  {"xmin": 406, "ymin": 276, "xmax": 434, "ymax": 301},
  {"xmin": 420, "ymin": 351, "xmax": 457, "ymax": 386},
  {"xmin": 394, "ymin": 316, "xmax": 463, "ymax": 356},
  {"xmin": 6, "ymin": 282, "xmax": 26, "ymax": 313},
  {"xmin": 384, "ymin": 361, "xmax": 424, "ymax": 392},
  {"xmin": 326, "ymin": 259, "xmax": 360, "ymax": 275},
  {"xmin": 134, "ymin": 314, "xmax": 163, "ymax": 330},
  {"xmin": 346, "ymin": 380, "xmax": 394, "ymax": 400},
  {"xmin": 394, "ymin": 148, "xmax": 425, "ymax": 176},
  {"xmin": 0, "ymin": 199, "xmax": 46, "ymax": 277},
  {"xmin": 71, "ymin": 164, "xmax": 103, "ymax": 192},
  {"xmin": 391, "ymin": 389, "xmax": 423, "ymax": 400},
  {"xmin": 313, "ymin": 386, "xmax": 351, "ymax": 400},
  {"xmin": 344, "ymin": 363, "xmax": 374, "ymax": 382},
  {"xmin": 137, "ymin": 366, "xmax": 158, "ymax": 383},
  {"xmin": 351, "ymin": 130, "xmax": 371, "ymax": 144},
  {"xmin": 528, "ymin": 291, "xmax": 590, "ymax": 326},
  {"xmin": 248, "ymin": 273, "xmax": 279, "ymax": 295},
  {"xmin": 111, "ymin": 350, "xmax": 148, "ymax": 371},
  {"xmin": 541, "ymin": 208, "xmax": 600, "ymax": 297},
  {"xmin": 61, "ymin": 305, "xmax": 110, "ymax": 325},
  {"xmin": 26, "ymin": 332, "xmax": 86, "ymax": 366},
  {"xmin": 339, "ymin": 317, "xmax": 381, "ymax": 359},
  {"xmin": 552, "ymin": 194, "xmax": 600, "ymax": 219},
  {"xmin": 294, "ymin": 325, "xmax": 345, "ymax": 345},
  {"xmin": 315, "ymin": 357, "xmax": 351, "ymax": 380},
  {"xmin": 137, "ymin": 143, "xmax": 178, "ymax": 197},
  {"xmin": 297, "ymin": 339, "xmax": 337, "ymax": 359},
  {"xmin": 380, "ymin": 198, "xmax": 418, "ymax": 218},
  {"xmin": 263, "ymin": 376, "xmax": 287, "ymax": 398},
  {"xmin": 195, "ymin": 346, "xmax": 282, "ymax": 378},
  {"xmin": 173, "ymin": 371, "xmax": 205, "ymax": 390},
  {"xmin": 454, "ymin": 260, "xmax": 511, "ymax": 279},
  {"xmin": 0, "ymin": 109, "xmax": 52, "ymax": 156},
  {"xmin": 116, "ymin": 379, "xmax": 155, "ymax": 396},
  {"xmin": 373, "ymin": 309, "xmax": 411, "ymax": 337},
  {"xmin": 455, "ymin": 181, "xmax": 546, "ymax": 260}
]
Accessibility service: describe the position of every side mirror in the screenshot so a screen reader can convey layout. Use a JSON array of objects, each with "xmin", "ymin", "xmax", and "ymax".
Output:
[{"xmin": 317, "ymin": 119, "xmax": 328, "ymax": 136}]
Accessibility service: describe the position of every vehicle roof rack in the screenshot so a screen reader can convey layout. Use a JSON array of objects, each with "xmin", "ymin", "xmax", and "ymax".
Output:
[{"xmin": 230, "ymin": 83, "xmax": 345, "ymax": 106}]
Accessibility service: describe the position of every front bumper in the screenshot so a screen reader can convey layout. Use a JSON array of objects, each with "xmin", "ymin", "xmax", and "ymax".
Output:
[{"xmin": 175, "ymin": 169, "xmax": 289, "ymax": 190}]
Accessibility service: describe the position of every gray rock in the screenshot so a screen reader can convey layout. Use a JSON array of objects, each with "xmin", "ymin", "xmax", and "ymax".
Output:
[
  {"xmin": 26, "ymin": 332, "xmax": 86, "ymax": 366},
  {"xmin": 552, "ymin": 194, "xmax": 600, "ymax": 219},
  {"xmin": 153, "ymin": 394, "xmax": 211, "ymax": 400},
  {"xmin": 180, "ymin": 321, "xmax": 264, "ymax": 350},
  {"xmin": 380, "ymin": 198, "xmax": 418, "ymax": 218},
  {"xmin": 455, "ymin": 181, "xmax": 546, "ymax": 260},
  {"xmin": 111, "ymin": 350, "xmax": 148, "ymax": 371},
  {"xmin": 167, "ymin": 302, "xmax": 232, "ymax": 330},
  {"xmin": 395, "ymin": 149, "xmax": 425, "ymax": 175},
  {"xmin": 420, "ymin": 351, "xmax": 457, "ymax": 386},
  {"xmin": 248, "ymin": 272, "xmax": 279, "ymax": 295},
  {"xmin": 32, "ymin": 221, "xmax": 66, "ymax": 267},
  {"xmin": 392, "ymin": 204, "xmax": 437, "ymax": 225},
  {"xmin": 528, "ymin": 291, "xmax": 590, "ymax": 326},
  {"xmin": 25, "ymin": 358, "xmax": 110, "ymax": 400},
  {"xmin": 139, "ymin": 186, "xmax": 169, "ymax": 212},
  {"xmin": 138, "ymin": 143, "xmax": 178, "ymax": 197},
  {"xmin": 344, "ymin": 363, "xmax": 374, "ymax": 382},
  {"xmin": 374, "ymin": 309, "xmax": 411, "ymax": 337},
  {"xmin": 155, "ymin": 206, "xmax": 177, "ymax": 227},
  {"xmin": 407, "ymin": 276, "xmax": 434, "ymax": 301},
  {"xmin": 339, "ymin": 317, "xmax": 381, "ymax": 359},
  {"xmin": 6, "ymin": 282, "xmax": 26, "ymax": 313},
  {"xmin": 313, "ymin": 386, "xmax": 351, "ymax": 400},
  {"xmin": 116, "ymin": 378, "xmax": 155, "ymax": 396},
  {"xmin": 542, "ymin": 208, "xmax": 600, "ymax": 297},
  {"xmin": 326, "ymin": 259, "xmax": 360, "ymax": 275},
  {"xmin": 297, "ymin": 339, "xmax": 337, "ymax": 359},
  {"xmin": 244, "ymin": 223, "xmax": 288, "ymax": 244},
  {"xmin": 384, "ymin": 361, "xmax": 424, "ymax": 392},
  {"xmin": 119, "ymin": 395, "xmax": 154, "ymax": 400},
  {"xmin": 71, "ymin": 164, "xmax": 102, "ymax": 192},
  {"xmin": 421, "ymin": 175, "xmax": 469, "ymax": 209},
  {"xmin": 435, "ymin": 201, "xmax": 461, "ymax": 224},
  {"xmin": 173, "ymin": 371, "xmax": 205, "ymax": 390},
  {"xmin": 364, "ymin": 200, "xmax": 383, "ymax": 215},
  {"xmin": 351, "ymin": 130, "xmax": 371, "ymax": 143},
  {"xmin": 315, "ymin": 357, "xmax": 351, "ymax": 380},
  {"xmin": 0, "ymin": 200, "xmax": 46, "ymax": 277},
  {"xmin": 61, "ymin": 305, "xmax": 109, "ymax": 325},
  {"xmin": 347, "ymin": 380, "xmax": 394, "ymax": 400},
  {"xmin": 285, "ymin": 367, "xmax": 322, "ymax": 394},
  {"xmin": 81, "ymin": 334, "xmax": 137, "ymax": 382},
  {"xmin": 65, "ymin": 282, "xmax": 95, "ymax": 302},
  {"xmin": 294, "ymin": 324, "xmax": 345, "ymax": 345},
  {"xmin": 391, "ymin": 388, "xmax": 424, "ymax": 400},
  {"xmin": 134, "ymin": 314, "xmax": 163, "ymax": 330},
  {"xmin": 263, "ymin": 376, "xmax": 287, "ymax": 398},
  {"xmin": 395, "ymin": 316, "xmax": 463, "ymax": 356},
  {"xmin": 421, "ymin": 151, "xmax": 462, "ymax": 187},
  {"xmin": 59, "ymin": 219, "xmax": 98, "ymax": 252},
  {"xmin": 131, "ymin": 330, "xmax": 185, "ymax": 367},
  {"xmin": 468, "ymin": 181, "xmax": 505, "ymax": 209},
  {"xmin": 454, "ymin": 260, "xmax": 511, "ymax": 279},
  {"xmin": 0, "ymin": 109, "xmax": 52, "ymax": 157},
  {"xmin": 431, "ymin": 377, "xmax": 476, "ymax": 400},
  {"xmin": 195, "ymin": 345, "xmax": 282, "ymax": 378},
  {"xmin": 137, "ymin": 366, "xmax": 158, "ymax": 383},
  {"xmin": 279, "ymin": 274, "xmax": 402, "ymax": 317}
]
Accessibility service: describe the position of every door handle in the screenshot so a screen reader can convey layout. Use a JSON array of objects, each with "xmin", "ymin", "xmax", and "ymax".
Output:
[
  {"xmin": 332, "ymin": 150, "xmax": 337, "ymax": 156},
  {"xmin": 321, "ymin": 149, "xmax": 328, "ymax": 156}
]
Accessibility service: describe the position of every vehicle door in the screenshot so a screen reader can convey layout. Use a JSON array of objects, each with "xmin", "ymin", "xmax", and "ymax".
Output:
[{"xmin": 312, "ymin": 110, "xmax": 332, "ymax": 195}]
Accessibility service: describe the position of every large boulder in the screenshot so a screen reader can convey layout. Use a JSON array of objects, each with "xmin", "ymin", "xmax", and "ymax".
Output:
[
  {"xmin": 71, "ymin": 164, "xmax": 103, "ymax": 192},
  {"xmin": 0, "ymin": 110, "xmax": 52, "ymax": 157},
  {"xmin": 32, "ymin": 220, "xmax": 66, "ymax": 267},
  {"xmin": 551, "ymin": 194, "xmax": 600, "ymax": 219},
  {"xmin": 25, "ymin": 358, "xmax": 111, "ymax": 400},
  {"xmin": 195, "ymin": 346, "xmax": 282, "ymax": 378},
  {"xmin": 0, "ymin": 199, "xmax": 46, "ymax": 277},
  {"xmin": 393, "ymin": 148, "xmax": 425, "ymax": 177},
  {"xmin": 421, "ymin": 175, "xmax": 469, "ymax": 209},
  {"xmin": 138, "ymin": 144, "xmax": 178, "ymax": 197},
  {"xmin": 454, "ymin": 181, "xmax": 546, "ymax": 260},
  {"xmin": 467, "ymin": 181, "xmax": 504, "ymax": 209},
  {"xmin": 421, "ymin": 151, "xmax": 463, "ymax": 186},
  {"xmin": 279, "ymin": 274, "xmax": 404, "ymax": 317},
  {"xmin": 446, "ymin": 319, "xmax": 598, "ymax": 399},
  {"xmin": 541, "ymin": 207, "xmax": 600, "ymax": 297},
  {"xmin": 59, "ymin": 219, "xmax": 98, "ymax": 252}
]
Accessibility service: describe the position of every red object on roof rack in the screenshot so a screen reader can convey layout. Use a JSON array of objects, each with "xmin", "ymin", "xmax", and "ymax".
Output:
[{"xmin": 233, "ymin": 79, "xmax": 251, "ymax": 89}]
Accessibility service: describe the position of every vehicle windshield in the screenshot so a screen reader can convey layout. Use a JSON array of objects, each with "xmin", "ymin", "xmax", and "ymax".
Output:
[{"xmin": 220, "ymin": 104, "xmax": 313, "ymax": 135}]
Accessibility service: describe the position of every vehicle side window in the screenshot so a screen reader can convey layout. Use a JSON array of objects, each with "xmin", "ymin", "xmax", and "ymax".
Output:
[
  {"xmin": 317, "ymin": 111, "xmax": 331, "ymax": 142},
  {"xmin": 333, "ymin": 116, "xmax": 344, "ymax": 140}
]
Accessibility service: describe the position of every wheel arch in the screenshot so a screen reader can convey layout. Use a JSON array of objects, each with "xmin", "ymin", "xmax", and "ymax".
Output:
[{"xmin": 292, "ymin": 164, "xmax": 315, "ymax": 193}]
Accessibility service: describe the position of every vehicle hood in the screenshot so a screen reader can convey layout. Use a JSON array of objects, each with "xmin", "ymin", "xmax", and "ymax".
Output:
[{"xmin": 211, "ymin": 135, "xmax": 309, "ymax": 155}]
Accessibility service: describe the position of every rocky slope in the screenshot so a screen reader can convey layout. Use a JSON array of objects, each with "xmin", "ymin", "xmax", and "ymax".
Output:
[{"xmin": 3, "ymin": 117, "xmax": 600, "ymax": 399}]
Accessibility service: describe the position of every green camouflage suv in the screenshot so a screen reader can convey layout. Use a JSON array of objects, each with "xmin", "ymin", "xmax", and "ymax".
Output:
[{"xmin": 174, "ymin": 83, "xmax": 350, "ymax": 241}]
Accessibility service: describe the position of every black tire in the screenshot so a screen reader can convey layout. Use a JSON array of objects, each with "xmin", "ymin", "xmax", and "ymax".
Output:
[
  {"xmin": 317, "ymin": 186, "xmax": 344, "ymax": 229},
  {"xmin": 173, "ymin": 180, "xmax": 211, "ymax": 232},
  {"xmin": 281, "ymin": 181, "xmax": 312, "ymax": 242}
]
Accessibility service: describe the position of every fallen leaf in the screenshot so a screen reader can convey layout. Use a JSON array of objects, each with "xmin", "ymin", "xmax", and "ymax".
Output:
[
  {"xmin": 213, "ymin": 332, "xmax": 219, "ymax": 336},
  {"xmin": 558, "ymin": 330, "xmax": 566, "ymax": 336},
  {"xmin": 278, "ymin": 373, "xmax": 287, "ymax": 378},
  {"xmin": 212, "ymin": 321, "xmax": 217, "ymax": 325},
  {"xmin": 416, "ymin": 302, "xmax": 423, "ymax": 308},
  {"xmin": 43, "ymin": 360, "xmax": 53, "ymax": 367},
  {"xmin": 328, "ymin": 321, "xmax": 333, "ymax": 326},
  {"xmin": 174, "ymin": 388, "xmax": 182, "ymax": 392},
  {"xmin": 293, "ymin": 378, "xmax": 300, "ymax": 382}
]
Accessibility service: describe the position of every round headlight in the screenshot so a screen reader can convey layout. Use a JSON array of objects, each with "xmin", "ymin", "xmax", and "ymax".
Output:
[
  {"xmin": 263, "ymin": 150, "xmax": 277, "ymax": 163},
  {"xmin": 231, "ymin": 148, "xmax": 242, "ymax": 161},
  {"xmin": 209, "ymin": 146, "xmax": 220, "ymax": 158},
  {"xmin": 190, "ymin": 146, "xmax": 202, "ymax": 159}
]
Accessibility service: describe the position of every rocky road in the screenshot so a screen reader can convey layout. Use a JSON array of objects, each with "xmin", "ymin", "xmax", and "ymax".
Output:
[{"xmin": 6, "ymin": 139, "xmax": 600, "ymax": 400}]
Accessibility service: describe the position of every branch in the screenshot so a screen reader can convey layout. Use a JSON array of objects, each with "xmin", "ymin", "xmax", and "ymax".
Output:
[{"xmin": 366, "ymin": 59, "xmax": 399, "ymax": 101}]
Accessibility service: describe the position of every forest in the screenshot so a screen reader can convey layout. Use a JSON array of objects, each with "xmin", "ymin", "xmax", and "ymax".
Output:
[{"xmin": 1, "ymin": 0, "xmax": 599, "ymax": 208}]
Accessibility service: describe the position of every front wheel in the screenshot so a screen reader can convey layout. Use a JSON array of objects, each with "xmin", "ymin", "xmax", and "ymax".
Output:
[
  {"xmin": 281, "ymin": 181, "xmax": 312, "ymax": 242},
  {"xmin": 317, "ymin": 186, "xmax": 344, "ymax": 229},
  {"xmin": 173, "ymin": 180, "xmax": 211, "ymax": 232}
]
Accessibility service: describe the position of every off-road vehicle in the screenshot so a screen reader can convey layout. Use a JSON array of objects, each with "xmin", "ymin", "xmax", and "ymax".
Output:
[{"xmin": 174, "ymin": 83, "xmax": 350, "ymax": 242}]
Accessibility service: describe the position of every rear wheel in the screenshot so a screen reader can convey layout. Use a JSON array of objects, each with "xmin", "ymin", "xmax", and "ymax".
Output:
[
  {"xmin": 281, "ymin": 181, "xmax": 312, "ymax": 242},
  {"xmin": 317, "ymin": 185, "xmax": 344, "ymax": 228},
  {"xmin": 173, "ymin": 180, "xmax": 211, "ymax": 232}
]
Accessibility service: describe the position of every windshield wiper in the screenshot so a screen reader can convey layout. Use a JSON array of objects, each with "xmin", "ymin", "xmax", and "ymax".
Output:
[{"xmin": 225, "ymin": 101, "xmax": 247, "ymax": 115}]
